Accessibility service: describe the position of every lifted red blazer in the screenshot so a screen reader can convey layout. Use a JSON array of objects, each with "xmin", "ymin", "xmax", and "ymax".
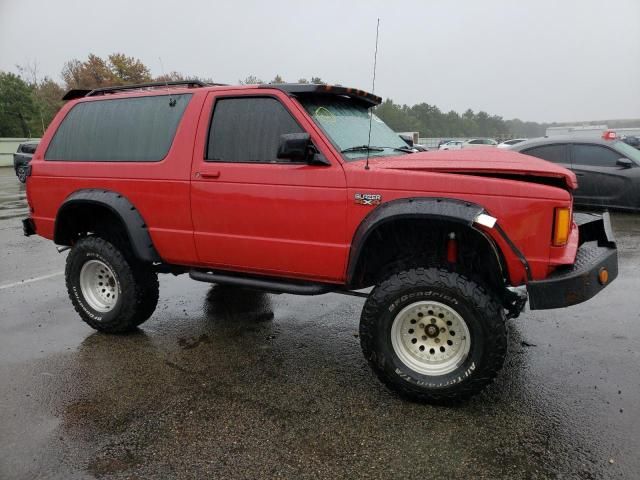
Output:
[{"xmin": 23, "ymin": 81, "xmax": 618, "ymax": 403}]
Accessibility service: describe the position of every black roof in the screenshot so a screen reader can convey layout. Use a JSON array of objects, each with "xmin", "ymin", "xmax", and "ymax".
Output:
[
  {"xmin": 61, "ymin": 81, "xmax": 382, "ymax": 107},
  {"xmin": 259, "ymin": 83, "xmax": 382, "ymax": 107},
  {"xmin": 62, "ymin": 80, "xmax": 225, "ymax": 101},
  {"xmin": 510, "ymin": 135, "xmax": 621, "ymax": 151}
]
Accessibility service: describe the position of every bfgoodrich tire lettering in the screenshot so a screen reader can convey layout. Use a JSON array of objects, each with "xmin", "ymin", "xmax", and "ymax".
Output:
[
  {"xmin": 65, "ymin": 236, "xmax": 159, "ymax": 333},
  {"xmin": 360, "ymin": 267, "xmax": 507, "ymax": 403}
]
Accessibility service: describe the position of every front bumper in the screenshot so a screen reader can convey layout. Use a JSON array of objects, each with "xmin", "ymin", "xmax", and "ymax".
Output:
[{"xmin": 527, "ymin": 212, "xmax": 617, "ymax": 310}]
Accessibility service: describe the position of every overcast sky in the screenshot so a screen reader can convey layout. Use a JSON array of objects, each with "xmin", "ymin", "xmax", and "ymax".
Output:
[{"xmin": 1, "ymin": 0, "xmax": 639, "ymax": 123}]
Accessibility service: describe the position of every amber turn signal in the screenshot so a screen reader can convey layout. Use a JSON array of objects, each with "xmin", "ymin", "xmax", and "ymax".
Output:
[
  {"xmin": 598, "ymin": 268, "xmax": 609, "ymax": 285},
  {"xmin": 552, "ymin": 207, "xmax": 571, "ymax": 246}
]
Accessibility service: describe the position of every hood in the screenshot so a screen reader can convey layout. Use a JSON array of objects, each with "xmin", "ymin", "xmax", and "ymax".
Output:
[{"xmin": 370, "ymin": 149, "xmax": 577, "ymax": 190}]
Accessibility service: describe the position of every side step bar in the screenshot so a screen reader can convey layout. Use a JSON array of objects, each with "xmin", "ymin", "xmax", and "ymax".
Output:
[{"xmin": 189, "ymin": 269, "xmax": 335, "ymax": 295}]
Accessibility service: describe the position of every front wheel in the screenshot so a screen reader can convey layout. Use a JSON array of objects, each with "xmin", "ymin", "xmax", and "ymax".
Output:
[
  {"xmin": 65, "ymin": 236, "xmax": 159, "ymax": 333},
  {"xmin": 359, "ymin": 267, "xmax": 507, "ymax": 404}
]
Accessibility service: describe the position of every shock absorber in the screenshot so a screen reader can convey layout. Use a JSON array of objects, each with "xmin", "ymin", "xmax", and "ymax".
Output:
[{"xmin": 447, "ymin": 232, "xmax": 458, "ymax": 264}]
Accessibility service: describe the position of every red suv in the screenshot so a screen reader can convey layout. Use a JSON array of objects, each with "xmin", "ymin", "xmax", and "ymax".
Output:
[{"xmin": 23, "ymin": 81, "xmax": 618, "ymax": 403}]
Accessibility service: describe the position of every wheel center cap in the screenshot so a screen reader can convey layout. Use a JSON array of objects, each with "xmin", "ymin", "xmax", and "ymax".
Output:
[{"xmin": 425, "ymin": 324, "xmax": 439, "ymax": 338}]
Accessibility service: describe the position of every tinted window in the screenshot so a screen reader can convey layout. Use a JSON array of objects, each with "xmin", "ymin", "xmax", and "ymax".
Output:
[
  {"xmin": 469, "ymin": 139, "xmax": 482, "ymax": 144},
  {"xmin": 573, "ymin": 144, "xmax": 620, "ymax": 167},
  {"xmin": 45, "ymin": 94, "xmax": 191, "ymax": 162},
  {"xmin": 522, "ymin": 144, "xmax": 567, "ymax": 163},
  {"xmin": 207, "ymin": 97, "xmax": 302, "ymax": 162}
]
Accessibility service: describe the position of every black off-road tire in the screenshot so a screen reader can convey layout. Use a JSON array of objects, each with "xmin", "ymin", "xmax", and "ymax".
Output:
[
  {"xmin": 65, "ymin": 236, "xmax": 159, "ymax": 333},
  {"xmin": 360, "ymin": 267, "xmax": 507, "ymax": 404}
]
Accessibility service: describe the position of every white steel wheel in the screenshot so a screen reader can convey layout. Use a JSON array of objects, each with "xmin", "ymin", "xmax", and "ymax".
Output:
[
  {"xmin": 390, "ymin": 300, "xmax": 471, "ymax": 376},
  {"xmin": 79, "ymin": 259, "xmax": 119, "ymax": 312}
]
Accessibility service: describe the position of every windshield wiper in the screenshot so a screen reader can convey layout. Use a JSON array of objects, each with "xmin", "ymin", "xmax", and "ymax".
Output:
[
  {"xmin": 381, "ymin": 146, "xmax": 415, "ymax": 153},
  {"xmin": 341, "ymin": 145, "xmax": 385, "ymax": 153},
  {"xmin": 341, "ymin": 145, "xmax": 414, "ymax": 154}
]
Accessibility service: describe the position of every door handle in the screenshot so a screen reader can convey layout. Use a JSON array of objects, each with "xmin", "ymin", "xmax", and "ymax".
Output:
[{"xmin": 198, "ymin": 171, "xmax": 220, "ymax": 179}]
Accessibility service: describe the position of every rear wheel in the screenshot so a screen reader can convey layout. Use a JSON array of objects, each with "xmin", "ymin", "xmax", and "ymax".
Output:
[
  {"xmin": 65, "ymin": 236, "xmax": 159, "ymax": 333},
  {"xmin": 16, "ymin": 166, "xmax": 27, "ymax": 183},
  {"xmin": 360, "ymin": 267, "xmax": 507, "ymax": 403}
]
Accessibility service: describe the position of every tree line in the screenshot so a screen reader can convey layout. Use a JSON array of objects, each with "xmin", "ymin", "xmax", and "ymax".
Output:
[{"xmin": 0, "ymin": 52, "xmax": 593, "ymax": 139}]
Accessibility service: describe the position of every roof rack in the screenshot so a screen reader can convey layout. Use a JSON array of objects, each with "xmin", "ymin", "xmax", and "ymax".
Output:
[
  {"xmin": 260, "ymin": 83, "xmax": 382, "ymax": 107},
  {"xmin": 62, "ymin": 80, "xmax": 226, "ymax": 101}
]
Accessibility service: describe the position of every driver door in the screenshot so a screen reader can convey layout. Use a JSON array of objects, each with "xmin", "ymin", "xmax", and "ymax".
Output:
[{"xmin": 190, "ymin": 90, "xmax": 348, "ymax": 282}]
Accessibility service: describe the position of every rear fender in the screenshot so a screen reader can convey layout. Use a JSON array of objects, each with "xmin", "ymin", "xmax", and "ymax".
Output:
[{"xmin": 54, "ymin": 189, "xmax": 161, "ymax": 263}]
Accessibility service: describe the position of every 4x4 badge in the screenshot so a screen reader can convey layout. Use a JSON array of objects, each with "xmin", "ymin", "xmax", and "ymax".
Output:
[{"xmin": 355, "ymin": 193, "xmax": 382, "ymax": 206}]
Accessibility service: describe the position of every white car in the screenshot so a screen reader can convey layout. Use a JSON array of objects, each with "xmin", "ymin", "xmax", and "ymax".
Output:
[
  {"xmin": 462, "ymin": 138, "xmax": 498, "ymax": 149},
  {"xmin": 497, "ymin": 138, "xmax": 527, "ymax": 149},
  {"xmin": 439, "ymin": 140, "xmax": 464, "ymax": 150}
]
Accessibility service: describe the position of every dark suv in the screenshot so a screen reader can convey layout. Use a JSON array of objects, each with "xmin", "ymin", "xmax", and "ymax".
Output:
[
  {"xmin": 511, "ymin": 136, "xmax": 640, "ymax": 211},
  {"xmin": 13, "ymin": 141, "xmax": 39, "ymax": 183}
]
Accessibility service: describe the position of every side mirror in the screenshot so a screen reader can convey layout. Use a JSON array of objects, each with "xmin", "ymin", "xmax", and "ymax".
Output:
[
  {"xmin": 277, "ymin": 133, "xmax": 311, "ymax": 161},
  {"xmin": 399, "ymin": 134, "xmax": 414, "ymax": 147},
  {"xmin": 277, "ymin": 133, "xmax": 330, "ymax": 165},
  {"xmin": 617, "ymin": 158, "xmax": 633, "ymax": 168}
]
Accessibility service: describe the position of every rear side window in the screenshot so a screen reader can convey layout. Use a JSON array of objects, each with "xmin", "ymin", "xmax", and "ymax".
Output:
[
  {"xmin": 522, "ymin": 144, "xmax": 568, "ymax": 163},
  {"xmin": 206, "ymin": 97, "xmax": 303, "ymax": 163},
  {"xmin": 572, "ymin": 144, "xmax": 621, "ymax": 167},
  {"xmin": 45, "ymin": 94, "xmax": 191, "ymax": 162}
]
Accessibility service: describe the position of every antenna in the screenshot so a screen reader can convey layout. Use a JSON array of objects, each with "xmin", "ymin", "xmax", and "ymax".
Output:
[
  {"xmin": 365, "ymin": 18, "xmax": 380, "ymax": 171},
  {"xmin": 159, "ymin": 57, "xmax": 176, "ymax": 106}
]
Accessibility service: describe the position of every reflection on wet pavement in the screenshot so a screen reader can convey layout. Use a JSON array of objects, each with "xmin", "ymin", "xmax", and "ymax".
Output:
[
  {"xmin": 0, "ymin": 168, "xmax": 638, "ymax": 479},
  {"xmin": 0, "ymin": 168, "xmax": 27, "ymax": 221}
]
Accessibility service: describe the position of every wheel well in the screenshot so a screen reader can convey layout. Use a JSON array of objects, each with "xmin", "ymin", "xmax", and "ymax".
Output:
[
  {"xmin": 54, "ymin": 203, "xmax": 131, "ymax": 252},
  {"xmin": 348, "ymin": 218, "xmax": 506, "ymax": 294}
]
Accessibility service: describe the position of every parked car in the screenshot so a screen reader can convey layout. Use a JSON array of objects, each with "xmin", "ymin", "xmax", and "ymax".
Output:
[
  {"xmin": 511, "ymin": 136, "xmax": 640, "ymax": 211},
  {"xmin": 462, "ymin": 138, "xmax": 498, "ymax": 149},
  {"xmin": 621, "ymin": 135, "xmax": 640, "ymax": 149},
  {"xmin": 439, "ymin": 140, "xmax": 463, "ymax": 150},
  {"xmin": 497, "ymin": 138, "xmax": 527, "ymax": 149},
  {"xmin": 399, "ymin": 134, "xmax": 428, "ymax": 152},
  {"xmin": 23, "ymin": 81, "xmax": 617, "ymax": 403},
  {"xmin": 437, "ymin": 139, "xmax": 454, "ymax": 148},
  {"xmin": 13, "ymin": 141, "xmax": 39, "ymax": 183}
]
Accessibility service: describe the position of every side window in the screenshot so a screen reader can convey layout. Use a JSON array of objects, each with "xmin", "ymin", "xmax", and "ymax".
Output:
[
  {"xmin": 522, "ymin": 144, "xmax": 567, "ymax": 163},
  {"xmin": 207, "ymin": 97, "xmax": 303, "ymax": 163},
  {"xmin": 572, "ymin": 144, "xmax": 620, "ymax": 167},
  {"xmin": 469, "ymin": 139, "xmax": 482, "ymax": 144},
  {"xmin": 45, "ymin": 94, "xmax": 191, "ymax": 162}
]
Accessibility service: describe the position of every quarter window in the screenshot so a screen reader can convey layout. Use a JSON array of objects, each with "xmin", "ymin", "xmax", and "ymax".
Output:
[
  {"xmin": 522, "ymin": 144, "xmax": 568, "ymax": 164},
  {"xmin": 45, "ymin": 94, "xmax": 191, "ymax": 162},
  {"xmin": 572, "ymin": 144, "xmax": 621, "ymax": 167},
  {"xmin": 206, "ymin": 97, "xmax": 303, "ymax": 162}
]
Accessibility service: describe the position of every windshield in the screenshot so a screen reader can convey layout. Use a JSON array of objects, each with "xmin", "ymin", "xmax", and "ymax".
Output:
[
  {"xmin": 297, "ymin": 96, "xmax": 410, "ymax": 160},
  {"xmin": 614, "ymin": 140, "xmax": 640, "ymax": 164}
]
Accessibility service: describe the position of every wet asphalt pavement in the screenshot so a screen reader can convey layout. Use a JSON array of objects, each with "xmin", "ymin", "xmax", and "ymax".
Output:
[{"xmin": 0, "ymin": 167, "xmax": 638, "ymax": 479}]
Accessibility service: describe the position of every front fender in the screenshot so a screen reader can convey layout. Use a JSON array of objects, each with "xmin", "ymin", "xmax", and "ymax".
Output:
[{"xmin": 346, "ymin": 197, "xmax": 501, "ymax": 286}]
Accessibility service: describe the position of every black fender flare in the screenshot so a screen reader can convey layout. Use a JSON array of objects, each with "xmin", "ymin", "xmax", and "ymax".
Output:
[
  {"xmin": 345, "ymin": 197, "xmax": 506, "ymax": 286},
  {"xmin": 54, "ymin": 189, "xmax": 161, "ymax": 263}
]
